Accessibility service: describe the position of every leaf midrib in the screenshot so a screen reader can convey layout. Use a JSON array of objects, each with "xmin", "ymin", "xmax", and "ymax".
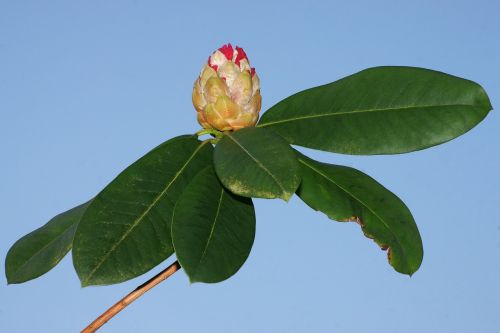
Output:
[
  {"xmin": 258, "ymin": 103, "xmax": 476, "ymax": 127},
  {"xmin": 82, "ymin": 140, "xmax": 209, "ymax": 284},
  {"xmin": 196, "ymin": 188, "xmax": 225, "ymax": 271},
  {"xmin": 225, "ymin": 133, "xmax": 288, "ymax": 197},
  {"xmin": 298, "ymin": 157, "xmax": 410, "ymax": 268}
]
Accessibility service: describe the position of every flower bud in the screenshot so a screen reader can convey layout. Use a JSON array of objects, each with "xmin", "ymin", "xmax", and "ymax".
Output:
[{"xmin": 193, "ymin": 44, "xmax": 261, "ymax": 131}]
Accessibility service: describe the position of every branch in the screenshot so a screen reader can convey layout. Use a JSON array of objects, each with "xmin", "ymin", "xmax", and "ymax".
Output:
[{"xmin": 81, "ymin": 260, "xmax": 181, "ymax": 333}]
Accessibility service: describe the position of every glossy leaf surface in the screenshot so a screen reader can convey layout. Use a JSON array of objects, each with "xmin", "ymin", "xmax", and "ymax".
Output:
[
  {"xmin": 259, "ymin": 66, "xmax": 492, "ymax": 155},
  {"xmin": 296, "ymin": 152, "xmax": 423, "ymax": 275},
  {"xmin": 172, "ymin": 166, "xmax": 255, "ymax": 283},
  {"xmin": 213, "ymin": 127, "xmax": 300, "ymax": 200},
  {"xmin": 73, "ymin": 136, "xmax": 213, "ymax": 286},
  {"xmin": 6, "ymin": 201, "xmax": 90, "ymax": 284}
]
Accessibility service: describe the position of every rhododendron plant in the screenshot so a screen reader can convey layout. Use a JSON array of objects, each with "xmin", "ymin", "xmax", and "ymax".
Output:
[{"xmin": 5, "ymin": 43, "xmax": 492, "ymax": 332}]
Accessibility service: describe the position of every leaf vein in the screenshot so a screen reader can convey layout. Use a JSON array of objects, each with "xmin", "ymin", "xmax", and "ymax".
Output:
[
  {"xmin": 258, "ymin": 104, "xmax": 475, "ymax": 127},
  {"xmin": 225, "ymin": 133, "xmax": 288, "ymax": 197},
  {"xmin": 82, "ymin": 141, "xmax": 209, "ymax": 283},
  {"xmin": 197, "ymin": 188, "xmax": 225, "ymax": 269},
  {"xmin": 298, "ymin": 158, "xmax": 408, "ymax": 264}
]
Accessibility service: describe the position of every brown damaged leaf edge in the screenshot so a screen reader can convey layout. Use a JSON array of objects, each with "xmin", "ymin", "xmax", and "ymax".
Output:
[
  {"xmin": 339, "ymin": 216, "xmax": 393, "ymax": 267},
  {"xmin": 295, "ymin": 150, "xmax": 422, "ymax": 276}
]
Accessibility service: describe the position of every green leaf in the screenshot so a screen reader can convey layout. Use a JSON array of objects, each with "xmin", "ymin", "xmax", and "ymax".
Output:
[
  {"xmin": 259, "ymin": 66, "xmax": 492, "ymax": 155},
  {"xmin": 295, "ymin": 151, "xmax": 423, "ymax": 275},
  {"xmin": 73, "ymin": 135, "xmax": 213, "ymax": 286},
  {"xmin": 213, "ymin": 127, "xmax": 300, "ymax": 201},
  {"xmin": 172, "ymin": 166, "xmax": 255, "ymax": 283},
  {"xmin": 5, "ymin": 201, "xmax": 91, "ymax": 284}
]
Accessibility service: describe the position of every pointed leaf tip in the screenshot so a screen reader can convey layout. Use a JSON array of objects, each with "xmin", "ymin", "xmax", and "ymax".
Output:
[{"xmin": 5, "ymin": 201, "xmax": 90, "ymax": 284}]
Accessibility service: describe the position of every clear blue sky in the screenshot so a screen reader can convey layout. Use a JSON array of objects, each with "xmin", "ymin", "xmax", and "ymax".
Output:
[{"xmin": 1, "ymin": 1, "xmax": 499, "ymax": 332}]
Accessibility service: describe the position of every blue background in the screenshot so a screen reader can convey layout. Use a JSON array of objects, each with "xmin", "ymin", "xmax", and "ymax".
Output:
[{"xmin": 1, "ymin": 1, "xmax": 499, "ymax": 332}]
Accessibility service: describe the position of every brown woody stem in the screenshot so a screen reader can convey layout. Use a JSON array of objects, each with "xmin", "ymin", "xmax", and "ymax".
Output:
[{"xmin": 81, "ymin": 260, "xmax": 181, "ymax": 333}]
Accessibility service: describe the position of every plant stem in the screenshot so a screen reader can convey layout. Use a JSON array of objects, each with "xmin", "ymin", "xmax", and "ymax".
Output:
[
  {"xmin": 195, "ymin": 128, "xmax": 223, "ymax": 139},
  {"xmin": 81, "ymin": 260, "xmax": 181, "ymax": 333}
]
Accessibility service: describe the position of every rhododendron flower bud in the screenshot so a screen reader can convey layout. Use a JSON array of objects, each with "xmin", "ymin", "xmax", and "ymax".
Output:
[{"xmin": 192, "ymin": 43, "xmax": 261, "ymax": 131}]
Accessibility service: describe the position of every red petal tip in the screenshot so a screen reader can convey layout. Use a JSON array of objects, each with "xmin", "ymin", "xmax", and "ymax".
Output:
[
  {"xmin": 235, "ymin": 46, "xmax": 248, "ymax": 66},
  {"xmin": 218, "ymin": 43, "xmax": 234, "ymax": 61}
]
